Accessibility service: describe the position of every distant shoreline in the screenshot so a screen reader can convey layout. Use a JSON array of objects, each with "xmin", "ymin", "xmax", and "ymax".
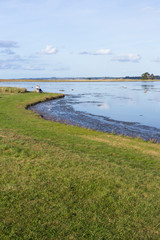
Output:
[{"xmin": 1, "ymin": 78, "xmax": 160, "ymax": 82}]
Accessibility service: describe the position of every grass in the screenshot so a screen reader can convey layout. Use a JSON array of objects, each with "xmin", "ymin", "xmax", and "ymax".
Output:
[
  {"xmin": 0, "ymin": 86, "xmax": 27, "ymax": 93},
  {"xmin": 0, "ymin": 88, "xmax": 160, "ymax": 239}
]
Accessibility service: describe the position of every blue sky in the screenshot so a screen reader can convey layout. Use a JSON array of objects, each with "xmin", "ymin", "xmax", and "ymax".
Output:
[{"xmin": 0, "ymin": 0, "xmax": 160, "ymax": 78}]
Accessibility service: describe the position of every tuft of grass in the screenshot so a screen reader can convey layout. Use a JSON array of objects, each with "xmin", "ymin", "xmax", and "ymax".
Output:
[
  {"xmin": 0, "ymin": 86, "xmax": 27, "ymax": 93},
  {"xmin": 0, "ymin": 88, "xmax": 160, "ymax": 239}
]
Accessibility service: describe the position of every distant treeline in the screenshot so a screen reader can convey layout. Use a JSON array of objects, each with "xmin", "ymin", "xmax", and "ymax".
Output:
[
  {"xmin": 124, "ymin": 76, "xmax": 160, "ymax": 80},
  {"xmin": 4, "ymin": 75, "xmax": 160, "ymax": 80}
]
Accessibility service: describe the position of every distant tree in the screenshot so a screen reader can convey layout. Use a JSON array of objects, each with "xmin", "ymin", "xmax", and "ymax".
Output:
[
  {"xmin": 141, "ymin": 72, "xmax": 155, "ymax": 80},
  {"xmin": 141, "ymin": 72, "xmax": 150, "ymax": 79},
  {"xmin": 150, "ymin": 73, "xmax": 155, "ymax": 80}
]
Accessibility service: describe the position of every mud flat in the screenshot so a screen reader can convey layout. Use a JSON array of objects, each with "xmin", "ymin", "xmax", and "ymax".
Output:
[{"xmin": 29, "ymin": 95, "xmax": 160, "ymax": 142}]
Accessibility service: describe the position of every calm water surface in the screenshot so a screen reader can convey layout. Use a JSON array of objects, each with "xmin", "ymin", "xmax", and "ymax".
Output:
[{"xmin": 1, "ymin": 81, "xmax": 160, "ymax": 141}]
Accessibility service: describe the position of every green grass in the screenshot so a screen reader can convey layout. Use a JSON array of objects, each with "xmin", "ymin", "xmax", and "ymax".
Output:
[{"xmin": 0, "ymin": 89, "xmax": 160, "ymax": 239}]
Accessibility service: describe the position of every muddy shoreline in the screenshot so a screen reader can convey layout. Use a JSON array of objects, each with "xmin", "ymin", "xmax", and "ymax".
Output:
[{"xmin": 29, "ymin": 95, "xmax": 160, "ymax": 143}]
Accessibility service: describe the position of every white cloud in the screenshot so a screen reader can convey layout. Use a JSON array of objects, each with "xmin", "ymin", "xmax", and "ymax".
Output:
[
  {"xmin": 0, "ymin": 49, "xmax": 15, "ymax": 55},
  {"xmin": 80, "ymin": 51, "xmax": 88, "ymax": 55},
  {"xmin": 0, "ymin": 55, "xmax": 27, "ymax": 64},
  {"xmin": 0, "ymin": 40, "xmax": 19, "ymax": 48},
  {"xmin": 80, "ymin": 49, "xmax": 111, "ymax": 55},
  {"xmin": 41, "ymin": 45, "xmax": 57, "ymax": 55},
  {"xmin": 0, "ymin": 55, "xmax": 44, "ymax": 71},
  {"xmin": 23, "ymin": 65, "xmax": 45, "ymax": 71},
  {"xmin": 0, "ymin": 61, "xmax": 21, "ymax": 70},
  {"xmin": 93, "ymin": 49, "xmax": 112, "ymax": 55},
  {"xmin": 113, "ymin": 54, "xmax": 141, "ymax": 62},
  {"xmin": 0, "ymin": 60, "xmax": 45, "ymax": 70}
]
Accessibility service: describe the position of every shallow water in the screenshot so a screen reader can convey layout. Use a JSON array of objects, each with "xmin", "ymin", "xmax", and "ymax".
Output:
[{"xmin": 1, "ymin": 81, "xmax": 160, "ymax": 141}]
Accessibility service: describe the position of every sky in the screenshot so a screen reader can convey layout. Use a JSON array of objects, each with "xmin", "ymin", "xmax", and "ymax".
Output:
[{"xmin": 0, "ymin": 0, "xmax": 160, "ymax": 78}]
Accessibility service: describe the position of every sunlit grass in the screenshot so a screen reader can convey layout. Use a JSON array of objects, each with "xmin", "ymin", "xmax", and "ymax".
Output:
[
  {"xmin": 0, "ymin": 86, "xmax": 27, "ymax": 93},
  {"xmin": 0, "ymin": 89, "xmax": 160, "ymax": 239}
]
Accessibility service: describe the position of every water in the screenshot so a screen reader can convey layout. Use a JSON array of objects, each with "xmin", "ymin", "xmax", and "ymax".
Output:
[{"xmin": 1, "ymin": 81, "xmax": 160, "ymax": 141}]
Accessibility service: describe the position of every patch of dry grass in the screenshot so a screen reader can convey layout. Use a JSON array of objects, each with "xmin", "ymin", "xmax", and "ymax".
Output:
[
  {"xmin": 82, "ymin": 134, "xmax": 160, "ymax": 158},
  {"xmin": 0, "ymin": 86, "xmax": 27, "ymax": 93}
]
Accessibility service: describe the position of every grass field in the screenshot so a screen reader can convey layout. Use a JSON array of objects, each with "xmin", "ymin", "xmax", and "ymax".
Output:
[{"xmin": 0, "ymin": 87, "xmax": 160, "ymax": 239}]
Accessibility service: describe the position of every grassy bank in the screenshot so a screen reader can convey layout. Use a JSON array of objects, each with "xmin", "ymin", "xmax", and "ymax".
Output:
[
  {"xmin": 0, "ymin": 86, "xmax": 27, "ymax": 93},
  {"xmin": 0, "ymin": 88, "xmax": 160, "ymax": 239}
]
